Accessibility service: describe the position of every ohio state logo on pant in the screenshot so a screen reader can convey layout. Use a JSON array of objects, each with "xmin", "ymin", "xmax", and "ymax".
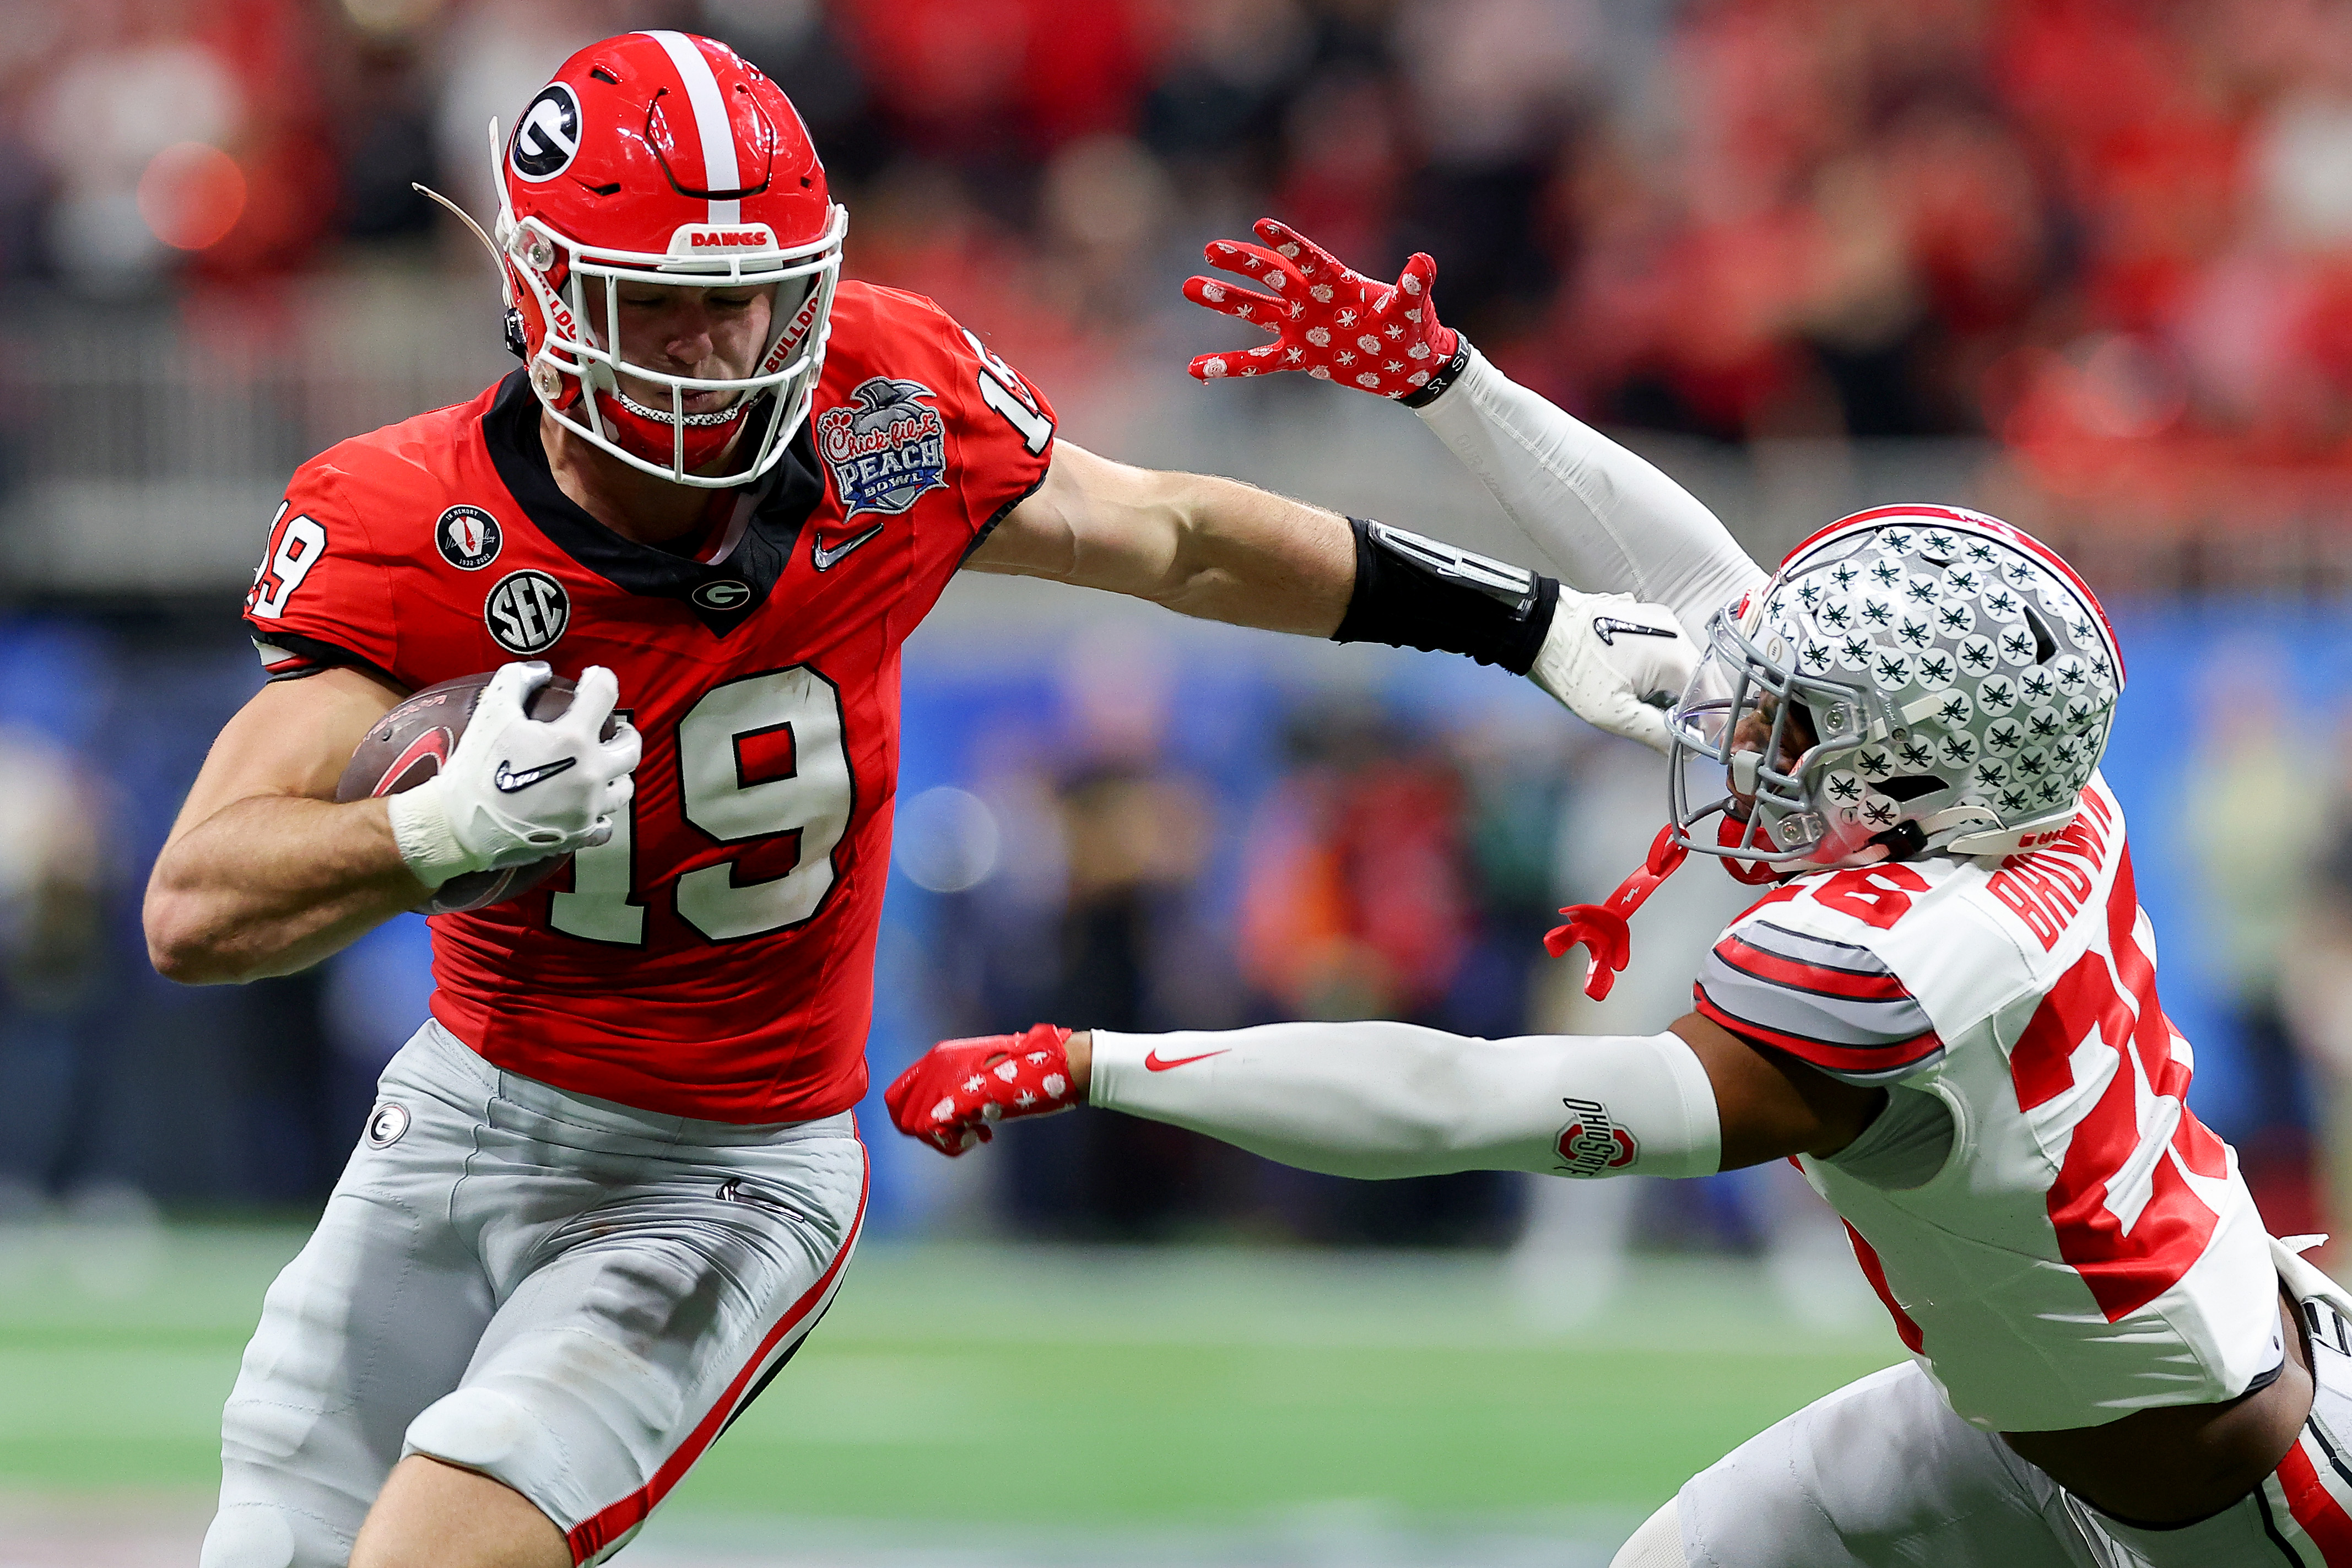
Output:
[{"xmin": 1555, "ymin": 1095, "xmax": 1637, "ymax": 1176}]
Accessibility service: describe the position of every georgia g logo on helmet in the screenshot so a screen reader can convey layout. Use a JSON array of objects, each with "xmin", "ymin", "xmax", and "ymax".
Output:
[
  {"xmin": 488, "ymin": 31, "xmax": 849, "ymax": 489},
  {"xmin": 511, "ymin": 84, "xmax": 582, "ymax": 181}
]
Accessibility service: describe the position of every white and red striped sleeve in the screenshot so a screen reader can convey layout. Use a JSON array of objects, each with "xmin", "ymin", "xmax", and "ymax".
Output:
[{"xmin": 1693, "ymin": 919, "xmax": 1944, "ymax": 1084}]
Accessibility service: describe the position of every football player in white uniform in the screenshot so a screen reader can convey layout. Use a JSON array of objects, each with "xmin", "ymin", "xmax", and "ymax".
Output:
[{"xmin": 886, "ymin": 223, "xmax": 2352, "ymax": 1568}]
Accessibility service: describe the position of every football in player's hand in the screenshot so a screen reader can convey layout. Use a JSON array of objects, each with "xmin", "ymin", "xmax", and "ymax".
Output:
[{"xmin": 337, "ymin": 673, "xmax": 615, "ymax": 913}]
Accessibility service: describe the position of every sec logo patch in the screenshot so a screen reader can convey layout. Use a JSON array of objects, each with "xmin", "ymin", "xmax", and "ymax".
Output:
[
  {"xmin": 486, "ymin": 569, "xmax": 569, "ymax": 655},
  {"xmin": 436, "ymin": 506, "xmax": 502, "ymax": 570}
]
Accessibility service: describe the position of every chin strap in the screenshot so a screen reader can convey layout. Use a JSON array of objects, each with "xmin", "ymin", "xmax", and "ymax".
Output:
[
  {"xmin": 1546, "ymin": 816, "xmax": 1792, "ymax": 1001},
  {"xmin": 1716, "ymin": 813, "xmax": 1783, "ymax": 885},
  {"xmin": 1545, "ymin": 825, "xmax": 1689, "ymax": 1002}
]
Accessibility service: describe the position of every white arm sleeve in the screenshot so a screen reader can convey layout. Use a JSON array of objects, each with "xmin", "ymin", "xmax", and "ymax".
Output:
[
  {"xmin": 1089, "ymin": 1023, "xmax": 1720, "ymax": 1181},
  {"xmin": 1415, "ymin": 348, "xmax": 1769, "ymax": 642}
]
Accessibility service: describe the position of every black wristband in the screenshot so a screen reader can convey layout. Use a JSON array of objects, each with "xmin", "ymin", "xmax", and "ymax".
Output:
[
  {"xmin": 1332, "ymin": 517, "xmax": 1559, "ymax": 675},
  {"xmin": 1399, "ymin": 337, "xmax": 1474, "ymax": 408}
]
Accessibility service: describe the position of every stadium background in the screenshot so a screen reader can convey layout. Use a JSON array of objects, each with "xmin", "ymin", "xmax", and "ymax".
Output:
[{"xmin": 3, "ymin": 0, "xmax": 2351, "ymax": 1561}]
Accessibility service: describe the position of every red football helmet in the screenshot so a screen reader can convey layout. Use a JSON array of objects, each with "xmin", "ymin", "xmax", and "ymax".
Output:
[{"xmin": 489, "ymin": 31, "xmax": 846, "ymax": 486}]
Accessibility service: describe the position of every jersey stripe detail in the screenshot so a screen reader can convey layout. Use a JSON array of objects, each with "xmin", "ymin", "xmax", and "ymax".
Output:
[
  {"xmin": 1694, "ymin": 920, "xmax": 1943, "ymax": 1083},
  {"xmin": 1692, "ymin": 991, "xmax": 1945, "ymax": 1080},
  {"xmin": 242, "ymin": 623, "xmax": 393, "ymax": 688},
  {"xmin": 2273, "ymin": 1434, "xmax": 2352, "ymax": 1566},
  {"xmin": 642, "ymin": 30, "xmax": 740, "ymax": 224},
  {"xmin": 1840, "ymin": 1217, "xmax": 1925, "ymax": 1353},
  {"xmin": 1711, "ymin": 929, "xmax": 1913, "ymax": 1002},
  {"xmin": 562, "ymin": 1143, "xmax": 869, "ymax": 1564}
]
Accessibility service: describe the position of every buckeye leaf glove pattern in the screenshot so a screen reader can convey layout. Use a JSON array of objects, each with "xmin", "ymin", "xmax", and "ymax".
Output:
[
  {"xmin": 1185, "ymin": 219, "xmax": 1461, "ymax": 399},
  {"xmin": 884, "ymin": 1024, "xmax": 1077, "ymax": 1156}
]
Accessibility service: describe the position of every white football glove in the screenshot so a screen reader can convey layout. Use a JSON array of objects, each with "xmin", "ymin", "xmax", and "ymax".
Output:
[
  {"xmin": 385, "ymin": 662, "xmax": 640, "ymax": 888},
  {"xmin": 1528, "ymin": 593, "xmax": 1698, "ymax": 755}
]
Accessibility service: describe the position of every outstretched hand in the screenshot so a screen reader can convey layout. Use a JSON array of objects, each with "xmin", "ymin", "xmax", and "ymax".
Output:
[
  {"xmin": 884, "ymin": 1024, "xmax": 1080, "ymax": 1156},
  {"xmin": 1183, "ymin": 219, "xmax": 1461, "ymax": 399},
  {"xmin": 1528, "ymin": 596, "xmax": 1700, "ymax": 755}
]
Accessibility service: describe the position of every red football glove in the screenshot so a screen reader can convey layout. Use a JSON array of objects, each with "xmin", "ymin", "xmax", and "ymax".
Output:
[
  {"xmin": 1183, "ymin": 218, "xmax": 1462, "ymax": 399},
  {"xmin": 884, "ymin": 1024, "xmax": 1077, "ymax": 1156}
]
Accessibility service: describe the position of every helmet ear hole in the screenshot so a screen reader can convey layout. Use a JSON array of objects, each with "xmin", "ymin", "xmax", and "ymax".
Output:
[
  {"xmin": 2019, "ymin": 599, "xmax": 2060, "ymax": 664},
  {"xmin": 1878, "ymin": 774, "xmax": 1944, "ymax": 803}
]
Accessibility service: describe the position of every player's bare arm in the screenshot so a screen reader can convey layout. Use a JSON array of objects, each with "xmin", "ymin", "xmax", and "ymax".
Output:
[
  {"xmin": 964, "ymin": 439, "xmax": 1354, "ymax": 634},
  {"xmin": 146, "ymin": 661, "xmax": 637, "ymax": 985},
  {"xmin": 144, "ymin": 665, "xmax": 421, "ymax": 983},
  {"xmin": 968, "ymin": 440, "xmax": 1704, "ymax": 751}
]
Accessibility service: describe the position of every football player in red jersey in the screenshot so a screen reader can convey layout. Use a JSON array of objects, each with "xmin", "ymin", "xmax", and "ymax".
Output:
[
  {"xmin": 889, "ymin": 222, "xmax": 2350, "ymax": 1568},
  {"xmin": 140, "ymin": 34, "xmax": 1701, "ymax": 1568}
]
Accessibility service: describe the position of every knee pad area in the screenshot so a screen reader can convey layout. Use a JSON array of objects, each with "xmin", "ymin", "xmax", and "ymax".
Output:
[
  {"xmin": 199, "ymin": 1501, "xmax": 348, "ymax": 1568},
  {"xmin": 402, "ymin": 1384, "xmax": 561, "ymax": 1488},
  {"xmin": 1612, "ymin": 1496, "xmax": 1689, "ymax": 1568}
]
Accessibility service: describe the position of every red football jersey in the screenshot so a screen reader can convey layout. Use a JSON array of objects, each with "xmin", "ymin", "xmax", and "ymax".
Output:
[{"xmin": 243, "ymin": 283, "xmax": 1057, "ymax": 1121}]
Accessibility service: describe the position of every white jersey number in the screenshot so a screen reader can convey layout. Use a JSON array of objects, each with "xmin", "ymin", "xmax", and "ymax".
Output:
[
  {"xmin": 963, "ymin": 328, "xmax": 1053, "ymax": 455},
  {"xmin": 550, "ymin": 666, "xmax": 853, "ymax": 946},
  {"xmin": 247, "ymin": 503, "xmax": 327, "ymax": 620}
]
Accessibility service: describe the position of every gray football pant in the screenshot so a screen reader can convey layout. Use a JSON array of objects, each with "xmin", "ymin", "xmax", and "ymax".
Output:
[{"xmin": 200, "ymin": 1019, "xmax": 867, "ymax": 1567}]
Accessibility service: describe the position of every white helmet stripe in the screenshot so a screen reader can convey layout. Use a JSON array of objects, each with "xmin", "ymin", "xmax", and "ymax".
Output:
[{"xmin": 641, "ymin": 30, "xmax": 741, "ymax": 225}]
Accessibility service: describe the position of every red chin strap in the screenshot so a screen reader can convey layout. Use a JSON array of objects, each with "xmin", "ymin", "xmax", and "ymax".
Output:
[
  {"xmin": 1544, "ymin": 818, "xmax": 1780, "ymax": 1001},
  {"xmin": 1715, "ymin": 812, "xmax": 1785, "ymax": 885}
]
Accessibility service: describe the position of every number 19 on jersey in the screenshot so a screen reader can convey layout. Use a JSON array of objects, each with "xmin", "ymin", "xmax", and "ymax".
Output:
[{"xmin": 550, "ymin": 665, "xmax": 854, "ymax": 945}]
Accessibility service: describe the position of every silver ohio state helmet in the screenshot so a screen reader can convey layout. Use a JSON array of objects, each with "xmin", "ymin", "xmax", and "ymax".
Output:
[{"xmin": 1669, "ymin": 505, "xmax": 2124, "ymax": 869}]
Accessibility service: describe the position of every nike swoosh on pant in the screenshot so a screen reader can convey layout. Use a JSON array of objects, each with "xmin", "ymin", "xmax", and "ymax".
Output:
[{"xmin": 813, "ymin": 524, "xmax": 885, "ymax": 571}]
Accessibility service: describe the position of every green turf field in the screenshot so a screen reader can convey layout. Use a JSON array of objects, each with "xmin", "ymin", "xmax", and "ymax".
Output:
[{"xmin": 0, "ymin": 1223, "xmax": 1902, "ymax": 1559}]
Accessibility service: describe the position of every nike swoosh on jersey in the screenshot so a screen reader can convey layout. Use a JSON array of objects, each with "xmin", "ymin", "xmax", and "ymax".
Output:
[
  {"xmin": 1143, "ymin": 1048, "xmax": 1230, "ymax": 1072},
  {"xmin": 812, "ymin": 523, "xmax": 885, "ymax": 571},
  {"xmin": 493, "ymin": 756, "xmax": 578, "ymax": 794},
  {"xmin": 1592, "ymin": 615, "xmax": 1680, "ymax": 647}
]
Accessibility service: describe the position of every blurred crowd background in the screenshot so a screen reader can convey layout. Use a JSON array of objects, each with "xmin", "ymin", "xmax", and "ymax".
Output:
[{"xmin": 5, "ymin": 0, "xmax": 2352, "ymax": 1300}]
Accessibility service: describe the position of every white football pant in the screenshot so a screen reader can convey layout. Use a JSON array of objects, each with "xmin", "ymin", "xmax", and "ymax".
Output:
[{"xmin": 1634, "ymin": 1277, "xmax": 2352, "ymax": 1567}]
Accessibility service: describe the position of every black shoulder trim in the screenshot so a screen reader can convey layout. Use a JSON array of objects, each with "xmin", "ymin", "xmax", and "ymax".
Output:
[{"xmin": 958, "ymin": 467, "xmax": 1053, "ymax": 567}]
